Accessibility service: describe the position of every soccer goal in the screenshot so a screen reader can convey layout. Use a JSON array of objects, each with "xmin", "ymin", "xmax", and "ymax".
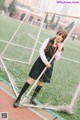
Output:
[
  {"xmin": 20, "ymin": 12, "xmax": 80, "ymax": 113},
  {"xmin": 0, "ymin": 8, "xmax": 80, "ymax": 113},
  {"xmin": 0, "ymin": 7, "xmax": 46, "ymax": 95}
]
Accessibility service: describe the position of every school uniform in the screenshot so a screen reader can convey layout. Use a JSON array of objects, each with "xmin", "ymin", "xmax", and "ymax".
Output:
[{"xmin": 29, "ymin": 38, "xmax": 61, "ymax": 83}]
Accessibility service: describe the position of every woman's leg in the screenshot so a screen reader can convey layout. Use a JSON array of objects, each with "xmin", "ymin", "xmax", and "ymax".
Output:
[
  {"xmin": 30, "ymin": 80, "xmax": 44, "ymax": 105},
  {"xmin": 13, "ymin": 77, "xmax": 34, "ymax": 107}
]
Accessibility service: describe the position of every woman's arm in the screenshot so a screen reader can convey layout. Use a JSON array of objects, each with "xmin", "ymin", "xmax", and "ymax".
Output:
[{"xmin": 39, "ymin": 38, "xmax": 51, "ymax": 67}]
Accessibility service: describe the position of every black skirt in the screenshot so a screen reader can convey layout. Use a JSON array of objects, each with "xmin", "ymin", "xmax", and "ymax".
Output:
[{"xmin": 29, "ymin": 57, "xmax": 54, "ymax": 83}]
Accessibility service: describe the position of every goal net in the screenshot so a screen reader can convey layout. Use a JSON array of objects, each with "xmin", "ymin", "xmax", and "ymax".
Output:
[
  {"xmin": 0, "ymin": 7, "xmax": 45, "ymax": 94},
  {"xmin": 0, "ymin": 8, "xmax": 45, "ymax": 64},
  {"xmin": 0, "ymin": 8, "xmax": 80, "ymax": 113}
]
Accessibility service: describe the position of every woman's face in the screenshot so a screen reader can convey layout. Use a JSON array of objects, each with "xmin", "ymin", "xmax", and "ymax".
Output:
[{"xmin": 55, "ymin": 34, "xmax": 64, "ymax": 43}]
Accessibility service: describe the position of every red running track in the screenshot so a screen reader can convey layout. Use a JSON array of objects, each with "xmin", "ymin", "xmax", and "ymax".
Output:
[{"xmin": 0, "ymin": 89, "xmax": 44, "ymax": 120}]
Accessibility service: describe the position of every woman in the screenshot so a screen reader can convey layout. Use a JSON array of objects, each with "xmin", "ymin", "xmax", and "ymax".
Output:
[{"xmin": 13, "ymin": 30, "xmax": 68, "ymax": 107}]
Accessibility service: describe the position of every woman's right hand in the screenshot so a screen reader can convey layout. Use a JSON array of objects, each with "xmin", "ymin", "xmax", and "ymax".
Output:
[{"xmin": 46, "ymin": 63, "xmax": 51, "ymax": 68}]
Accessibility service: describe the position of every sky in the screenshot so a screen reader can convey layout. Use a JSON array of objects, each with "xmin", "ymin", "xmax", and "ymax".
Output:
[{"xmin": 46, "ymin": 0, "xmax": 80, "ymax": 17}]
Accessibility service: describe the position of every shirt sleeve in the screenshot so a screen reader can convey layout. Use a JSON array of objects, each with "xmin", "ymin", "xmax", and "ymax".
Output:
[{"xmin": 39, "ymin": 38, "xmax": 50, "ymax": 65}]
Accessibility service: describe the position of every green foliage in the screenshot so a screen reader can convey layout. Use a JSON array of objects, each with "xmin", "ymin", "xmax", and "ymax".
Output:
[
  {"xmin": 44, "ymin": 13, "xmax": 48, "ymax": 23},
  {"xmin": 50, "ymin": 17, "xmax": 60, "ymax": 30},
  {"xmin": 51, "ymin": 14, "xmax": 55, "ymax": 23},
  {"xmin": 0, "ymin": 0, "xmax": 5, "ymax": 10},
  {"xmin": 55, "ymin": 16, "xmax": 60, "ymax": 27},
  {"xmin": 50, "ymin": 15, "xmax": 60, "ymax": 30},
  {"xmin": 8, "ymin": 0, "xmax": 16, "ymax": 17},
  {"xmin": 65, "ymin": 21, "xmax": 75, "ymax": 33}
]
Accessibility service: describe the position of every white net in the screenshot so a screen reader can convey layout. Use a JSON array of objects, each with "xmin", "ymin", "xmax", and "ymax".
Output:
[
  {"xmin": 0, "ymin": 8, "xmax": 45, "ymax": 64},
  {"xmin": 0, "ymin": 9, "xmax": 80, "ymax": 114}
]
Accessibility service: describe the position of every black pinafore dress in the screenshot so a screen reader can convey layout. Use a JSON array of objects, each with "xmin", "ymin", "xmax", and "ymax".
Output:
[{"xmin": 29, "ymin": 38, "xmax": 58, "ymax": 83}]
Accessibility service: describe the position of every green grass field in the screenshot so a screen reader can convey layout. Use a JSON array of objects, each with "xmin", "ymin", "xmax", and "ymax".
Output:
[{"xmin": 0, "ymin": 15, "xmax": 80, "ymax": 120}]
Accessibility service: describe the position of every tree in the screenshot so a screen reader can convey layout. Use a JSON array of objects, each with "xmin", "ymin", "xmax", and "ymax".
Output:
[
  {"xmin": 65, "ymin": 21, "xmax": 75, "ymax": 33},
  {"xmin": 44, "ymin": 13, "xmax": 48, "ymax": 28},
  {"xmin": 44, "ymin": 13, "xmax": 48, "ymax": 23},
  {"xmin": 50, "ymin": 16, "xmax": 60, "ymax": 30},
  {"xmin": 0, "ymin": 0, "xmax": 5, "ymax": 10},
  {"xmin": 8, "ymin": 0, "xmax": 16, "ymax": 17},
  {"xmin": 50, "ymin": 14, "xmax": 55, "ymax": 23},
  {"xmin": 55, "ymin": 16, "xmax": 60, "ymax": 28}
]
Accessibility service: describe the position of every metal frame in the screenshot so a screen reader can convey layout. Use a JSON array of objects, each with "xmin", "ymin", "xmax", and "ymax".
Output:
[{"xmin": 20, "ymin": 18, "xmax": 80, "ymax": 113}]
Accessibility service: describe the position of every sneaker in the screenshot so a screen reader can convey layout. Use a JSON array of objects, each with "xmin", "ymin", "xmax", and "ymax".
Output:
[{"xmin": 13, "ymin": 99, "xmax": 20, "ymax": 108}]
